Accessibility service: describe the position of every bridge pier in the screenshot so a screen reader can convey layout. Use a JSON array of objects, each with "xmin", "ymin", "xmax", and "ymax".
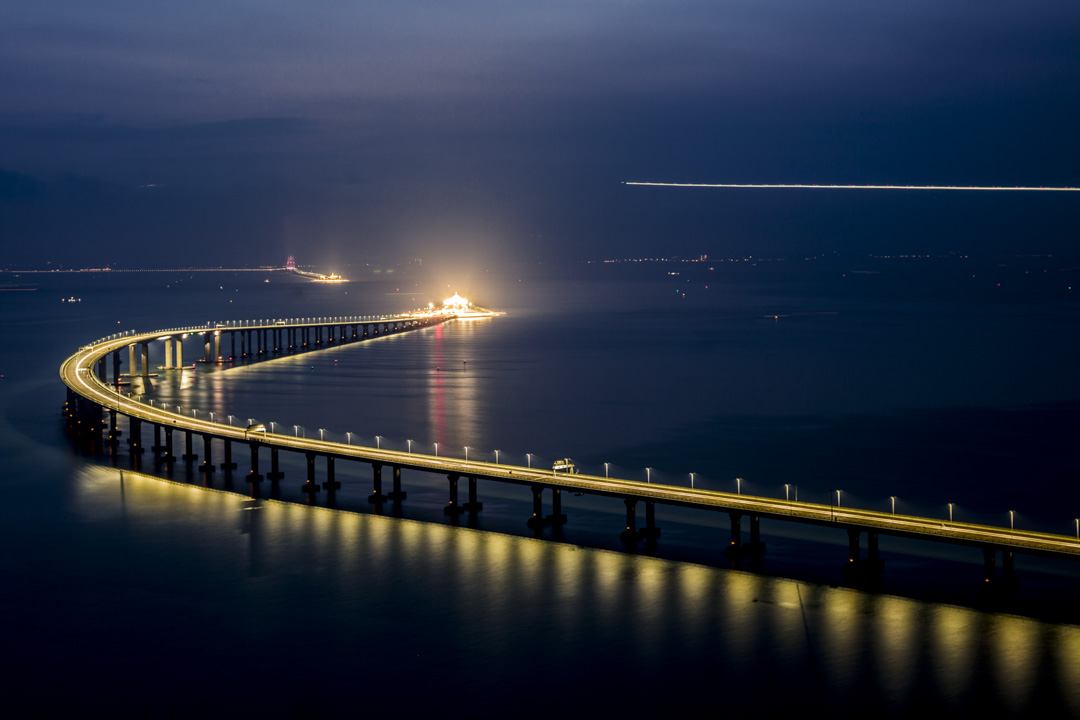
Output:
[
  {"xmin": 199, "ymin": 435, "xmax": 214, "ymax": 474},
  {"xmin": 444, "ymin": 473, "xmax": 463, "ymax": 515},
  {"xmin": 267, "ymin": 447, "xmax": 284, "ymax": 481},
  {"xmin": 527, "ymin": 485, "xmax": 549, "ymax": 528},
  {"xmin": 369, "ymin": 463, "xmax": 388, "ymax": 502},
  {"xmin": 639, "ymin": 500, "xmax": 660, "ymax": 539},
  {"xmin": 182, "ymin": 430, "xmax": 197, "ymax": 463},
  {"xmin": 621, "ymin": 499, "xmax": 640, "ymax": 541},
  {"xmin": 323, "ymin": 456, "xmax": 340, "ymax": 492},
  {"xmin": 247, "ymin": 443, "xmax": 262, "ymax": 483},
  {"xmin": 106, "ymin": 408, "xmax": 120, "ymax": 447},
  {"xmin": 388, "ymin": 466, "xmax": 406, "ymax": 500},
  {"xmin": 546, "ymin": 487, "xmax": 565, "ymax": 525},
  {"xmin": 127, "ymin": 417, "xmax": 144, "ymax": 455},
  {"xmin": 301, "ymin": 452, "xmax": 320, "ymax": 496},
  {"xmin": 744, "ymin": 514, "xmax": 765, "ymax": 556},
  {"xmin": 176, "ymin": 336, "xmax": 184, "ymax": 367},
  {"xmin": 725, "ymin": 512, "xmax": 742, "ymax": 557},
  {"xmin": 150, "ymin": 422, "xmax": 162, "ymax": 454},
  {"xmin": 463, "ymin": 476, "xmax": 483, "ymax": 512},
  {"xmin": 112, "ymin": 351, "xmax": 122, "ymax": 387},
  {"xmin": 162, "ymin": 426, "xmax": 175, "ymax": 464},
  {"xmin": 220, "ymin": 438, "xmax": 237, "ymax": 473},
  {"xmin": 848, "ymin": 529, "xmax": 860, "ymax": 564}
]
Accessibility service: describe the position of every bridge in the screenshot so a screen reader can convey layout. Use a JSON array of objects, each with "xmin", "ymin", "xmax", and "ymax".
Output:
[{"xmin": 60, "ymin": 312, "xmax": 1080, "ymax": 588}]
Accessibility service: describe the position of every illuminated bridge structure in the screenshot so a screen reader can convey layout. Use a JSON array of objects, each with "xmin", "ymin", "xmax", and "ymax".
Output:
[{"xmin": 60, "ymin": 315, "xmax": 1080, "ymax": 588}]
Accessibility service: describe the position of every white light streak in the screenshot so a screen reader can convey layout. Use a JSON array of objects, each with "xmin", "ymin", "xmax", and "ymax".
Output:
[{"xmin": 623, "ymin": 182, "xmax": 1079, "ymax": 192}]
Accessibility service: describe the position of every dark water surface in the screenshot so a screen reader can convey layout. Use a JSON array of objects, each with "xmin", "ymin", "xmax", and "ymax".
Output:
[{"xmin": 2, "ymin": 259, "xmax": 1079, "ymax": 716}]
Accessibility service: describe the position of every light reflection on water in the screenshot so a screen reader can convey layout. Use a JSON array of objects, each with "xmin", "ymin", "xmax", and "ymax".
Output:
[{"xmin": 70, "ymin": 465, "xmax": 1080, "ymax": 716}]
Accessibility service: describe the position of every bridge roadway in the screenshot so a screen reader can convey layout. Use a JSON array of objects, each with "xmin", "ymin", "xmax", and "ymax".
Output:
[{"xmin": 60, "ymin": 316, "xmax": 1080, "ymax": 583}]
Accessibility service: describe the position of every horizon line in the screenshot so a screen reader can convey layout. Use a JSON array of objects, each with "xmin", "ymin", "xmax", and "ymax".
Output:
[{"xmin": 623, "ymin": 182, "xmax": 1079, "ymax": 191}]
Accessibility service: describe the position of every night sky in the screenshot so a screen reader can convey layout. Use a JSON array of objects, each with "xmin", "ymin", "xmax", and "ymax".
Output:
[{"xmin": 2, "ymin": 1, "xmax": 1078, "ymax": 269}]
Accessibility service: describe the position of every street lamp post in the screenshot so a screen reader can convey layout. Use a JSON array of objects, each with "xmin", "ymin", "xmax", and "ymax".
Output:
[
  {"xmin": 890, "ymin": 496, "xmax": 896, "ymax": 514},
  {"xmin": 691, "ymin": 473, "xmax": 696, "ymax": 490},
  {"xmin": 646, "ymin": 467, "xmax": 651, "ymax": 483},
  {"xmin": 228, "ymin": 415, "xmax": 234, "ymax": 426},
  {"xmin": 1010, "ymin": 510, "xmax": 1014, "ymax": 529},
  {"xmin": 376, "ymin": 435, "xmax": 382, "ymax": 449},
  {"xmin": 269, "ymin": 421, "xmax": 275, "ymax": 433},
  {"xmin": 948, "ymin": 503, "xmax": 953, "ymax": 522},
  {"xmin": 604, "ymin": 462, "xmax": 609, "ymax": 478},
  {"xmin": 407, "ymin": 439, "xmax": 412, "ymax": 453},
  {"xmin": 736, "ymin": 477, "xmax": 742, "ymax": 495},
  {"xmin": 294, "ymin": 425, "xmax": 300, "ymax": 437},
  {"xmin": 494, "ymin": 449, "xmax": 499, "ymax": 464},
  {"xmin": 464, "ymin": 446, "xmax": 469, "ymax": 462},
  {"xmin": 784, "ymin": 483, "xmax": 789, "ymax": 501},
  {"xmin": 319, "ymin": 428, "xmax": 325, "ymax": 441},
  {"xmin": 434, "ymin": 443, "xmax": 439, "ymax": 457},
  {"xmin": 346, "ymin": 432, "xmax": 352, "ymax": 445},
  {"xmin": 526, "ymin": 453, "xmax": 531, "ymax": 468}
]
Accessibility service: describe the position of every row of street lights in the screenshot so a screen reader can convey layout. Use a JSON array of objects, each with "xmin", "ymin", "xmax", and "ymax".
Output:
[{"xmin": 128, "ymin": 394, "xmax": 1080, "ymax": 538}]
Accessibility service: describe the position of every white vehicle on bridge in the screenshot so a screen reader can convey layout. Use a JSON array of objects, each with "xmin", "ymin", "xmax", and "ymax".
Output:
[{"xmin": 552, "ymin": 458, "xmax": 578, "ymax": 475}]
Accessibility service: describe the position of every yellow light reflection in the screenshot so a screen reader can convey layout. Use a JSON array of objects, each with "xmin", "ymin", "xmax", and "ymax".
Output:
[{"xmin": 930, "ymin": 605, "xmax": 975, "ymax": 698}]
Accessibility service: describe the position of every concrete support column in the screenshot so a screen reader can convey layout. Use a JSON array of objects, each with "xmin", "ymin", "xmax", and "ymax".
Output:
[
  {"xmin": 127, "ymin": 417, "xmax": 144, "ymax": 454},
  {"xmin": 983, "ymin": 548, "xmax": 996, "ymax": 583},
  {"xmin": 106, "ymin": 409, "xmax": 120, "ymax": 446},
  {"xmin": 369, "ymin": 463, "xmax": 387, "ymax": 502},
  {"xmin": 162, "ymin": 427, "xmax": 175, "ymax": 464},
  {"xmin": 176, "ymin": 336, "xmax": 183, "ymax": 367},
  {"xmin": 388, "ymin": 466, "xmax": 406, "ymax": 500},
  {"xmin": 1003, "ymin": 550, "xmax": 1015, "ymax": 583},
  {"xmin": 745, "ymin": 515, "xmax": 765, "ymax": 556},
  {"xmin": 547, "ymin": 487, "xmax": 566, "ymax": 525},
  {"xmin": 164, "ymin": 338, "xmax": 173, "ymax": 369},
  {"xmin": 112, "ymin": 351, "xmax": 122, "ymax": 387},
  {"xmin": 151, "ymin": 423, "xmax": 163, "ymax": 453},
  {"xmin": 620, "ymin": 499, "xmax": 639, "ymax": 541},
  {"xmin": 220, "ymin": 438, "xmax": 237, "ymax": 472},
  {"xmin": 323, "ymin": 456, "xmax": 340, "ymax": 492},
  {"xmin": 140, "ymin": 342, "xmax": 150, "ymax": 377},
  {"xmin": 199, "ymin": 435, "xmax": 214, "ymax": 473},
  {"xmin": 128, "ymin": 345, "xmax": 136, "ymax": 376},
  {"xmin": 848, "ymin": 529, "xmax": 861, "ymax": 565},
  {"xmin": 230, "ymin": 332, "xmax": 236, "ymax": 361},
  {"xmin": 267, "ymin": 447, "xmax": 284, "ymax": 481},
  {"xmin": 213, "ymin": 332, "xmax": 221, "ymax": 362},
  {"xmin": 444, "ymin": 473, "xmax": 462, "ymax": 515},
  {"xmin": 301, "ymin": 452, "xmax": 320, "ymax": 495},
  {"xmin": 463, "ymin": 476, "xmax": 483, "ymax": 512},
  {"xmin": 248, "ymin": 443, "xmax": 262, "ymax": 483},
  {"xmin": 527, "ymin": 485, "xmax": 548, "ymax": 528},
  {"xmin": 640, "ymin": 500, "xmax": 660, "ymax": 539},
  {"xmin": 183, "ymin": 431, "xmax": 197, "ymax": 463},
  {"xmin": 729, "ymin": 512, "xmax": 742, "ymax": 550},
  {"xmin": 868, "ymin": 532, "xmax": 879, "ymax": 562}
]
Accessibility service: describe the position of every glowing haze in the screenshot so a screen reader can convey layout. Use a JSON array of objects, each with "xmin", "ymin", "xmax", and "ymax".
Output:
[{"xmin": 1, "ymin": 1, "xmax": 1079, "ymax": 267}]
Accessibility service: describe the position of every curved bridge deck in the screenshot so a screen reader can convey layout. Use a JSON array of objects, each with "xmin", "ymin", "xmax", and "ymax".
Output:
[{"xmin": 60, "ymin": 314, "xmax": 1080, "ymax": 588}]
